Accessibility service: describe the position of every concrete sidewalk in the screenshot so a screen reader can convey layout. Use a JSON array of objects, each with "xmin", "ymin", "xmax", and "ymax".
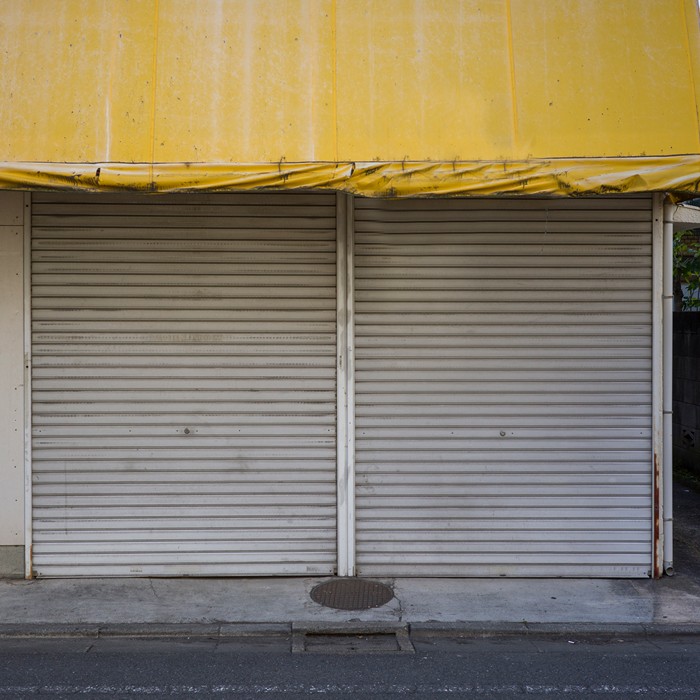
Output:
[{"xmin": 1, "ymin": 573, "xmax": 700, "ymax": 638}]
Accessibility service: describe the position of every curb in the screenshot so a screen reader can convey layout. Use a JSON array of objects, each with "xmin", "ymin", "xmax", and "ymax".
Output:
[
  {"xmin": 0, "ymin": 623, "xmax": 290, "ymax": 639},
  {"xmin": 409, "ymin": 621, "xmax": 700, "ymax": 638},
  {"xmin": 1, "ymin": 621, "xmax": 700, "ymax": 639}
]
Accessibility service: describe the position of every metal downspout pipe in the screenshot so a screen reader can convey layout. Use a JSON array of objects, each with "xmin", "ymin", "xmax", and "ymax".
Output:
[{"xmin": 663, "ymin": 203, "xmax": 674, "ymax": 575}]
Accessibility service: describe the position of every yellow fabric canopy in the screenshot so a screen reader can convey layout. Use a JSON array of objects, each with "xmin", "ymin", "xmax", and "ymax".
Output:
[{"xmin": 1, "ymin": 0, "xmax": 699, "ymax": 196}]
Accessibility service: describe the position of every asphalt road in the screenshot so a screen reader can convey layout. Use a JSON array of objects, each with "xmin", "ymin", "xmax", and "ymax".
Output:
[{"xmin": 0, "ymin": 633, "xmax": 699, "ymax": 699}]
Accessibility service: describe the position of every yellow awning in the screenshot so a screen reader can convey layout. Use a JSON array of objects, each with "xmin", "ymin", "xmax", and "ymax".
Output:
[{"xmin": 1, "ymin": 0, "xmax": 699, "ymax": 197}]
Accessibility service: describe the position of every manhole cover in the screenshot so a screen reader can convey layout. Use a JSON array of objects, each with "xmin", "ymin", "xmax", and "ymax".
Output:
[{"xmin": 310, "ymin": 578, "xmax": 394, "ymax": 610}]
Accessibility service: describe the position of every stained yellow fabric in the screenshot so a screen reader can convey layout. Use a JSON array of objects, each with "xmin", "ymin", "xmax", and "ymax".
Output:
[{"xmin": 1, "ymin": 0, "xmax": 699, "ymax": 195}]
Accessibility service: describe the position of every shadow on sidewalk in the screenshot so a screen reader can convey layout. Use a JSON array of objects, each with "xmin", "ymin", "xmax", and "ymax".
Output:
[{"xmin": 674, "ymin": 480, "xmax": 700, "ymax": 581}]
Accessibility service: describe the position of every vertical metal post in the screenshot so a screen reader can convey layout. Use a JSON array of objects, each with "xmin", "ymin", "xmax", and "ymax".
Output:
[
  {"xmin": 662, "ymin": 201, "xmax": 674, "ymax": 575},
  {"xmin": 651, "ymin": 194, "xmax": 664, "ymax": 578},
  {"xmin": 345, "ymin": 194, "xmax": 356, "ymax": 576},
  {"xmin": 23, "ymin": 193, "xmax": 32, "ymax": 579},
  {"xmin": 336, "ymin": 192, "xmax": 356, "ymax": 576}
]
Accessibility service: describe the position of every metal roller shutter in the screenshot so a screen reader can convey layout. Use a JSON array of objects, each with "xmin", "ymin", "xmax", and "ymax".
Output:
[
  {"xmin": 31, "ymin": 192, "xmax": 337, "ymax": 577},
  {"xmin": 354, "ymin": 196, "xmax": 653, "ymax": 577}
]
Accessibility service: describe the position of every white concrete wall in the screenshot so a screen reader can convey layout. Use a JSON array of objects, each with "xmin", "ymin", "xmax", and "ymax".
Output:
[{"xmin": 0, "ymin": 192, "xmax": 25, "ymax": 555}]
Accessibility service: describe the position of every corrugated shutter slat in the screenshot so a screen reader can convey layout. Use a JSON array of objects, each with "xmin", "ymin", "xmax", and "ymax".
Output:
[
  {"xmin": 31, "ymin": 192, "xmax": 337, "ymax": 577},
  {"xmin": 354, "ymin": 196, "xmax": 653, "ymax": 578}
]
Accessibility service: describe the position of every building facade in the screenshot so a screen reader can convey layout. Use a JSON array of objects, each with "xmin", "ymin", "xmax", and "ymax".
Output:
[{"xmin": 1, "ymin": 0, "xmax": 699, "ymax": 578}]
